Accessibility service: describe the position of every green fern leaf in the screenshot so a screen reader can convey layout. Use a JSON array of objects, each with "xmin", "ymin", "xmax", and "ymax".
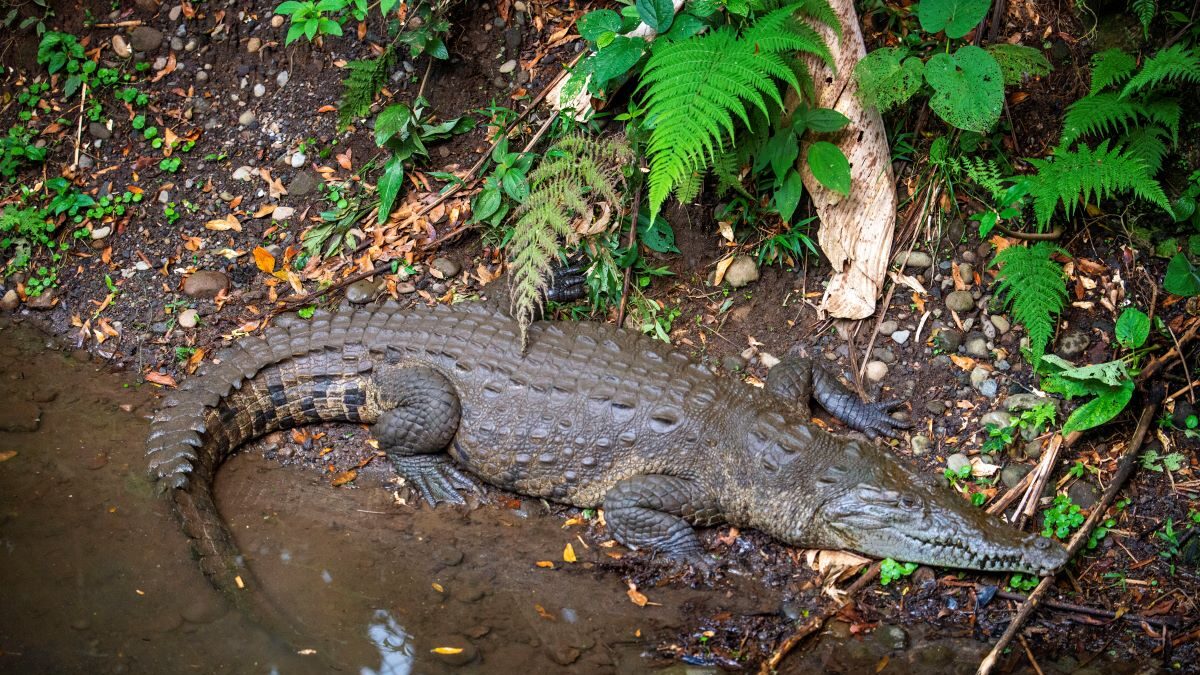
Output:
[
  {"xmin": 1120, "ymin": 126, "xmax": 1170, "ymax": 174},
  {"xmin": 1058, "ymin": 93, "xmax": 1143, "ymax": 148},
  {"xmin": 1140, "ymin": 97, "xmax": 1182, "ymax": 144},
  {"xmin": 339, "ymin": 49, "xmax": 395, "ymax": 127},
  {"xmin": 507, "ymin": 135, "xmax": 633, "ymax": 347},
  {"xmin": 1027, "ymin": 140, "xmax": 1171, "ymax": 228},
  {"xmin": 1120, "ymin": 44, "xmax": 1200, "ymax": 99},
  {"xmin": 639, "ymin": 2, "xmax": 835, "ymax": 220},
  {"xmin": 1089, "ymin": 49, "xmax": 1137, "ymax": 95},
  {"xmin": 1130, "ymin": 0, "xmax": 1157, "ymax": 36},
  {"xmin": 992, "ymin": 242, "xmax": 1068, "ymax": 366}
]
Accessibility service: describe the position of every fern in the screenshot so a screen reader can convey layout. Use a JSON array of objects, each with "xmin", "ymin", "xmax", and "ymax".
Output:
[
  {"xmin": 1120, "ymin": 44, "xmax": 1200, "ymax": 99},
  {"xmin": 1130, "ymin": 0, "xmax": 1157, "ymax": 37},
  {"xmin": 1027, "ymin": 141, "xmax": 1171, "ymax": 228},
  {"xmin": 1089, "ymin": 49, "xmax": 1137, "ymax": 96},
  {"xmin": 992, "ymin": 242, "xmax": 1068, "ymax": 367},
  {"xmin": 1120, "ymin": 126, "xmax": 1170, "ymax": 175},
  {"xmin": 1058, "ymin": 93, "xmax": 1143, "ymax": 148},
  {"xmin": 340, "ymin": 48, "xmax": 395, "ymax": 127},
  {"xmin": 944, "ymin": 155, "xmax": 1005, "ymax": 197},
  {"xmin": 507, "ymin": 135, "xmax": 633, "ymax": 346},
  {"xmin": 638, "ymin": 2, "xmax": 835, "ymax": 221}
]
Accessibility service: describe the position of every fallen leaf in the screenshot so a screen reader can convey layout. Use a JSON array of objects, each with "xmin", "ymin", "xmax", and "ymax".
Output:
[
  {"xmin": 331, "ymin": 469, "xmax": 357, "ymax": 486},
  {"xmin": 336, "ymin": 149, "xmax": 352, "ymax": 170},
  {"xmin": 144, "ymin": 371, "xmax": 178, "ymax": 387},
  {"xmin": 205, "ymin": 214, "xmax": 241, "ymax": 232},
  {"xmin": 432, "ymin": 582, "xmax": 444, "ymax": 593},
  {"xmin": 563, "ymin": 543, "xmax": 577, "ymax": 563},
  {"xmin": 260, "ymin": 168, "xmax": 287, "ymax": 199},
  {"xmin": 626, "ymin": 582, "xmax": 650, "ymax": 607},
  {"xmin": 536, "ymin": 561, "xmax": 556, "ymax": 568},
  {"xmin": 713, "ymin": 255, "xmax": 735, "ymax": 286},
  {"xmin": 534, "ymin": 604, "xmax": 556, "ymax": 620},
  {"xmin": 949, "ymin": 354, "xmax": 976, "ymax": 371},
  {"xmin": 431, "ymin": 647, "xmax": 463, "ymax": 655},
  {"xmin": 317, "ymin": 104, "xmax": 337, "ymax": 113},
  {"xmin": 253, "ymin": 203, "xmax": 276, "ymax": 218},
  {"xmin": 253, "ymin": 246, "xmax": 277, "ymax": 274},
  {"xmin": 0, "ymin": 451, "xmax": 17, "ymax": 462}
]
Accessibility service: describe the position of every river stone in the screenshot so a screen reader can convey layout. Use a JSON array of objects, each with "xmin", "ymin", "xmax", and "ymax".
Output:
[
  {"xmin": 946, "ymin": 453, "xmax": 970, "ymax": 475},
  {"xmin": 958, "ymin": 262, "xmax": 975, "ymax": 283},
  {"xmin": 894, "ymin": 251, "xmax": 932, "ymax": 268},
  {"xmin": 1005, "ymin": 393, "xmax": 1051, "ymax": 412},
  {"xmin": 88, "ymin": 122, "xmax": 112, "ymax": 140},
  {"xmin": 980, "ymin": 411, "xmax": 1013, "ymax": 429},
  {"xmin": 1002, "ymin": 463, "xmax": 1031, "ymax": 488},
  {"xmin": 865, "ymin": 360, "xmax": 888, "ymax": 382},
  {"xmin": 498, "ymin": 59, "xmax": 517, "ymax": 74},
  {"xmin": 246, "ymin": 37, "xmax": 262, "ymax": 53},
  {"xmin": 0, "ymin": 401, "xmax": 41, "ymax": 432},
  {"xmin": 182, "ymin": 270, "xmax": 229, "ymax": 298},
  {"xmin": 936, "ymin": 329, "xmax": 962, "ymax": 352},
  {"xmin": 872, "ymin": 347, "xmax": 896, "ymax": 364},
  {"xmin": 0, "ymin": 290, "xmax": 18, "ymax": 311},
  {"xmin": 287, "ymin": 170, "xmax": 320, "ymax": 196},
  {"xmin": 890, "ymin": 329, "xmax": 911, "ymax": 345},
  {"xmin": 725, "ymin": 255, "xmax": 759, "ymax": 288},
  {"xmin": 878, "ymin": 320, "xmax": 898, "ymax": 335},
  {"xmin": 1068, "ymin": 480, "xmax": 1099, "ymax": 510},
  {"xmin": 722, "ymin": 355, "xmax": 745, "ymax": 372},
  {"xmin": 549, "ymin": 646, "xmax": 581, "ymax": 666},
  {"xmin": 910, "ymin": 434, "xmax": 931, "ymax": 456},
  {"xmin": 969, "ymin": 366, "xmax": 990, "ymax": 389},
  {"xmin": 130, "ymin": 26, "xmax": 164, "ymax": 52},
  {"xmin": 1020, "ymin": 439, "xmax": 1043, "ymax": 461},
  {"xmin": 237, "ymin": 110, "xmax": 256, "ymax": 126},
  {"xmin": 431, "ymin": 257, "xmax": 462, "ymax": 279},
  {"xmin": 945, "ymin": 290, "xmax": 975, "ymax": 313},
  {"xmin": 344, "ymin": 280, "xmax": 378, "ymax": 304},
  {"xmin": 990, "ymin": 314, "xmax": 1011, "ymax": 334},
  {"xmin": 177, "ymin": 309, "xmax": 199, "ymax": 328},
  {"xmin": 1055, "ymin": 330, "xmax": 1090, "ymax": 359},
  {"xmin": 925, "ymin": 400, "xmax": 946, "ymax": 416},
  {"xmin": 964, "ymin": 336, "xmax": 989, "ymax": 358},
  {"xmin": 874, "ymin": 625, "xmax": 908, "ymax": 651},
  {"xmin": 112, "ymin": 34, "xmax": 132, "ymax": 58},
  {"xmin": 26, "ymin": 291, "xmax": 55, "ymax": 309}
]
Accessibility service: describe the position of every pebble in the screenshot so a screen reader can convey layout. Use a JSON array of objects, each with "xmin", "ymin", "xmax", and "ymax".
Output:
[
  {"xmin": 1068, "ymin": 480, "xmax": 1099, "ymax": 510},
  {"xmin": 89, "ymin": 122, "xmax": 112, "ymax": 140},
  {"xmin": 130, "ymin": 26, "xmax": 163, "ymax": 53},
  {"xmin": 77, "ymin": 155, "xmax": 94, "ymax": 170},
  {"xmin": 875, "ymin": 625, "xmax": 908, "ymax": 651},
  {"xmin": 895, "ymin": 251, "xmax": 933, "ymax": 268},
  {"xmin": 271, "ymin": 15, "xmax": 285, "ymax": 28},
  {"xmin": 980, "ymin": 411, "xmax": 1013, "ymax": 429},
  {"xmin": 289, "ymin": 152, "xmax": 307, "ymax": 168},
  {"xmin": 946, "ymin": 453, "xmax": 971, "ymax": 475},
  {"xmin": 169, "ymin": 4, "xmax": 181, "ymax": 21},
  {"xmin": 498, "ymin": 59, "xmax": 518, "ymax": 74},
  {"xmin": 1021, "ymin": 439, "xmax": 1043, "ymax": 460},
  {"xmin": 170, "ymin": 37, "xmax": 184, "ymax": 51},
  {"xmin": 722, "ymin": 355, "xmax": 745, "ymax": 372},
  {"xmin": 26, "ymin": 291, "xmax": 55, "ymax": 309},
  {"xmin": 1002, "ymin": 464, "xmax": 1031, "ymax": 489},
  {"xmin": 112, "ymin": 34, "xmax": 132, "ymax": 58},
  {"xmin": 969, "ymin": 366, "xmax": 990, "ymax": 389},
  {"xmin": 979, "ymin": 379, "xmax": 998, "ymax": 398},
  {"xmin": 152, "ymin": 56, "xmax": 168, "ymax": 71},
  {"xmin": 936, "ymin": 329, "xmax": 962, "ymax": 352},
  {"xmin": 0, "ymin": 290, "xmax": 18, "ymax": 311},
  {"xmin": 724, "ymin": 255, "xmax": 759, "ymax": 288},
  {"xmin": 990, "ymin": 314, "xmax": 1011, "ymax": 334},
  {"xmin": 872, "ymin": 347, "xmax": 896, "ymax": 364},
  {"xmin": 247, "ymin": 37, "xmax": 262, "ymax": 53},
  {"xmin": 253, "ymin": 83, "xmax": 266, "ymax": 97},
  {"xmin": 865, "ymin": 361, "xmax": 888, "ymax": 382},
  {"xmin": 90, "ymin": 226, "xmax": 112, "ymax": 240},
  {"xmin": 182, "ymin": 270, "xmax": 229, "ymax": 299},
  {"xmin": 396, "ymin": 282, "xmax": 417, "ymax": 294},
  {"xmin": 345, "ymin": 280, "xmax": 378, "ymax": 304},
  {"xmin": 238, "ymin": 111, "xmax": 256, "ymax": 126},
  {"xmin": 195, "ymin": 70, "xmax": 208, "ymax": 83},
  {"xmin": 1005, "ymin": 393, "xmax": 1049, "ymax": 411},
  {"xmin": 925, "ymin": 400, "xmax": 946, "ymax": 416},
  {"xmin": 878, "ymin": 320, "xmax": 898, "ymax": 335},
  {"xmin": 1056, "ymin": 330, "xmax": 1090, "ymax": 359},
  {"xmin": 945, "ymin": 290, "xmax": 975, "ymax": 313},
  {"xmin": 514, "ymin": 0, "xmax": 527, "ymax": 10},
  {"xmin": 276, "ymin": 70, "xmax": 290, "ymax": 87},
  {"xmin": 178, "ymin": 309, "xmax": 199, "ymax": 328},
  {"xmin": 287, "ymin": 171, "xmax": 319, "ymax": 196},
  {"xmin": 910, "ymin": 434, "xmax": 931, "ymax": 456},
  {"xmin": 964, "ymin": 336, "xmax": 989, "ymax": 358},
  {"xmin": 232, "ymin": 165, "xmax": 254, "ymax": 180},
  {"xmin": 890, "ymin": 329, "xmax": 911, "ymax": 345},
  {"xmin": 431, "ymin": 257, "xmax": 462, "ymax": 279},
  {"xmin": 957, "ymin": 263, "xmax": 974, "ymax": 283},
  {"xmin": 272, "ymin": 206, "xmax": 294, "ymax": 220}
]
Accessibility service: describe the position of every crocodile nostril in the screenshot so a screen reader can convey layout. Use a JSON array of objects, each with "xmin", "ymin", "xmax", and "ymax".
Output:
[{"xmin": 1033, "ymin": 537, "xmax": 1050, "ymax": 550}]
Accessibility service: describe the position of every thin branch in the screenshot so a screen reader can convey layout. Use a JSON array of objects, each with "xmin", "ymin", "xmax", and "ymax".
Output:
[
  {"xmin": 71, "ymin": 81, "xmax": 88, "ymax": 170},
  {"xmin": 991, "ymin": 588, "xmax": 1181, "ymax": 629},
  {"xmin": 616, "ymin": 182, "xmax": 645, "ymax": 328}
]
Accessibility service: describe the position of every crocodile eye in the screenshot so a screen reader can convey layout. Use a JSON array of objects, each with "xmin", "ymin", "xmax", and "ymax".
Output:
[
  {"xmin": 1034, "ymin": 537, "xmax": 1051, "ymax": 550},
  {"xmin": 899, "ymin": 495, "xmax": 918, "ymax": 509}
]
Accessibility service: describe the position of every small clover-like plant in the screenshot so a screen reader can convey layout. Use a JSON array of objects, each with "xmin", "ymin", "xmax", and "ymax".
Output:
[
  {"xmin": 1042, "ymin": 494, "xmax": 1085, "ymax": 540},
  {"xmin": 879, "ymin": 558, "xmax": 918, "ymax": 586}
]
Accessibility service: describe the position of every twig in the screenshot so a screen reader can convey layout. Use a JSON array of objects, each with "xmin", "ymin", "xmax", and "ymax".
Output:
[
  {"xmin": 761, "ymin": 562, "xmax": 881, "ymax": 673},
  {"xmin": 976, "ymin": 400, "xmax": 1161, "ymax": 675},
  {"xmin": 1140, "ymin": 316, "xmax": 1200, "ymax": 382},
  {"xmin": 1015, "ymin": 434, "xmax": 1064, "ymax": 529},
  {"xmin": 994, "ymin": 223, "xmax": 1064, "ymax": 241},
  {"xmin": 1163, "ymin": 320, "xmax": 1195, "ymax": 404},
  {"xmin": 616, "ymin": 182, "xmax": 645, "ymax": 328},
  {"xmin": 415, "ymin": 57, "xmax": 434, "ymax": 102},
  {"xmin": 1018, "ymin": 634, "xmax": 1045, "ymax": 675},
  {"xmin": 1167, "ymin": 378, "xmax": 1199, "ymax": 404},
  {"xmin": 71, "ymin": 81, "xmax": 88, "ymax": 170},
  {"xmin": 991, "ymin": 589, "xmax": 1181, "ymax": 629},
  {"xmin": 92, "ymin": 20, "xmax": 144, "ymax": 28}
]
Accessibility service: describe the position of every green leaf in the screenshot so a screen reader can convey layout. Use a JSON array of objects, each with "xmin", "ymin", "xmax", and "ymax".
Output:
[
  {"xmin": 275, "ymin": 1, "xmax": 305, "ymax": 16},
  {"xmin": 578, "ymin": 10, "xmax": 623, "ymax": 42},
  {"xmin": 1115, "ymin": 308, "xmax": 1150, "ymax": 349},
  {"xmin": 376, "ymin": 157, "xmax": 406, "ymax": 224},
  {"xmin": 589, "ymin": 36, "xmax": 646, "ymax": 92},
  {"xmin": 502, "ymin": 171, "xmax": 529, "ymax": 202},
  {"xmin": 1057, "ymin": 360, "xmax": 1130, "ymax": 387},
  {"xmin": 318, "ymin": 18, "xmax": 343, "ymax": 36},
  {"xmin": 985, "ymin": 44, "xmax": 1052, "ymax": 85},
  {"xmin": 636, "ymin": 0, "xmax": 675, "ymax": 33},
  {"xmin": 374, "ymin": 104, "xmax": 413, "ymax": 147},
  {"xmin": 774, "ymin": 168, "xmax": 804, "ymax": 222},
  {"xmin": 472, "ymin": 186, "xmax": 502, "ymax": 222},
  {"xmin": 380, "ymin": 0, "xmax": 399, "ymax": 15},
  {"xmin": 1165, "ymin": 253, "xmax": 1200, "ymax": 296},
  {"xmin": 1062, "ymin": 379, "xmax": 1135, "ymax": 434},
  {"xmin": 662, "ymin": 13, "xmax": 706, "ymax": 41},
  {"xmin": 638, "ymin": 214, "xmax": 680, "ymax": 253},
  {"xmin": 924, "ymin": 46, "xmax": 1004, "ymax": 132},
  {"xmin": 802, "ymin": 107, "xmax": 851, "ymax": 133},
  {"xmin": 853, "ymin": 48, "xmax": 924, "ymax": 113},
  {"xmin": 807, "ymin": 141, "xmax": 851, "ymax": 196},
  {"xmin": 918, "ymin": 0, "xmax": 991, "ymax": 38}
]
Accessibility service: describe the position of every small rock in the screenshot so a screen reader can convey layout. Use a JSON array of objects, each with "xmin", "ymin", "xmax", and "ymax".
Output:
[
  {"xmin": 170, "ymin": 36, "xmax": 184, "ymax": 51},
  {"xmin": 957, "ymin": 263, "xmax": 975, "ymax": 283},
  {"xmin": 946, "ymin": 453, "xmax": 971, "ymax": 475},
  {"xmin": 1021, "ymin": 439, "xmax": 1043, "ymax": 461},
  {"xmin": 964, "ymin": 336, "xmax": 989, "ymax": 358},
  {"xmin": 238, "ymin": 111, "xmax": 256, "ymax": 126},
  {"xmin": 514, "ymin": 0, "xmax": 527, "ymax": 11},
  {"xmin": 970, "ymin": 366, "xmax": 991, "ymax": 389},
  {"xmin": 182, "ymin": 270, "xmax": 229, "ymax": 299},
  {"xmin": 431, "ymin": 257, "xmax": 462, "ymax": 279},
  {"xmin": 722, "ymin": 355, "xmax": 745, "ymax": 372},
  {"xmin": 276, "ymin": 70, "xmax": 290, "ymax": 87},
  {"xmin": 725, "ymin": 255, "xmax": 760, "ymax": 288},
  {"xmin": 895, "ymin": 251, "xmax": 933, "ymax": 268},
  {"xmin": 549, "ymin": 646, "xmax": 581, "ymax": 666},
  {"xmin": 253, "ymin": 83, "xmax": 266, "ymax": 98},
  {"xmin": 89, "ymin": 122, "xmax": 112, "ymax": 140},
  {"xmin": 232, "ymin": 165, "xmax": 254, "ymax": 181},
  {"xmin": 26, "ymin": 291, "xmax": 55, "ymax": 309},
  {"xmin": 169, "ymin": 4, "xmax": 182, "ymax": 21},
  {"xmin": 272, "ymin": 206, "xmax": 294, "ymax": 220},
  {"xmin": 1068, "ymin": 480, "xmax": 1099, "ymax": 510},
  {"xmin": 878, "ymin": 320, "xmax": 898, "ymax": 335},
  {"xmin": 890, "ymin": 329, "xmax": 911, "ymax": 346},
  {"xmin": 130, "ymin": 26, "xmax": 164, "ymax": 53},
  {"xmin": 152, "ymin": 56, "xmax": 168, "ymax": 71},
  {"xmin": 1056, "ymin": 331, "xmax": 1090, "ymax": 359},
  {"xmin": 865, "ymin": 361, "xmax": 889, "ymax": 382},
  {"xmin": 289, "ymin": 152, "xmax": 307, "ymax": 168},
  {"xmin": 1002, "ymin": 464, "xmax": 1031, "ymax": 489},
  {"xmin": 874, "ymin": 625, "xmax": 908, "ymax": 651},
  {"xmin": 946, "ymin": 290, "xmax": 975, "ymax": 313},
  {"xmin": 936, "ymin": 329, "xmax": 962, "ymax": 352},
  {"xmin": 271, "ymin": 15, "xmax": 285, "ymax": 28},
  {"xmin": 910, "ymin": 434, "xmax": 931, "ymax": 456},
  {"xmin": 925, "ymin": 401, "xmax": 946, "ymax": 416},
  {"xmin": 177, "ymin": 309, "xmax": 199, "ymax": 328},
  {"xmin": 872, "ymin": 347, "xmax": 896, "ymax": 364},
  {"xmin": 990, "ymin": 314, "xmax": 1011, "ymax": 334},
  {"xmin": 195, "ymin": 70, "xmax": 208, "ymax": 83},
  {"xmin": 498, "ymin": 59, "xmax": 517, "ymax": 74},
  {"xmin": 112, "ymin": 34, "xmax": 132, "ymax": 58},
  {"xmin": 1005, "ymin": 393, "xmax": 1051, "ymax": 412},
  {"xmin": 0, "ymin": 290, "xmax": 18, "ymax": 311},
  {"xmin": 345, "ymin": 280, "xmax": 378, "ymax": 305},
  {"xmin": 980, "ymin": 411, "xmax": 1013, "ymax": 429},
  {"xmin": 90, "ymin": 226, "xmax": 112, "ymax": 240},
  {"xmin": 979, "ymin": 379, "xmax": 998, "ymax": 398},
  {"xmin": 247, "ymin": 37, "xmax": 262, "ymax": 53},
  {"xmin": 288, "ymin": 171, "xmax": 319, "ymax": 196}
]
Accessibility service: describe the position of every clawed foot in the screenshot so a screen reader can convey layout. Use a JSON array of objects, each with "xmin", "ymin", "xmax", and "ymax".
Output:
[
  {"xmin": 855, "ymin": 399, "xmax": 913, "ymax": 441},
  {"xmin": 545, "ymin": 257, "xmax": 588, "ymax": 303},
  {"xmin": 390, "ymin": 455, "xmax": 480, "ymax": 506}
]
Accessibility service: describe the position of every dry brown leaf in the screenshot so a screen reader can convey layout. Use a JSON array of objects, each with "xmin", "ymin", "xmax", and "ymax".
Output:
[
  {"xmin": 331, "ymin": 469, "xmax": 357, "ymax": 486},
  {"xmin": 253, "ymin": 246, "xmax": 276, "ymax": 274},
  {"xmin": 185, "ymin": 346, "xmax": 205, "ymax": 374},
  {"xmin": 336, "ymin": 149, "xmax": 352, "ymax": 170},
  {"xmin": 317, "ymin": 104, "xmax": 337, "ymax": 113},
  {"xmin": 563, "ymin": 543, "xmax": 577, "ymax": 563},
  {"xmin": 253, "ymin": 203, "xmax": 276, "ymax": 218},
  {"xmin": 534, "ymin": 604, "xmax": 556, "ymax": 620},
  {"xmin": 0, "ymin": 451, "xmax": 17, "ymax": 462},
  {"xmin": 145, "ymin": 371, "xmax": 178, "ymax": 387},
  {"xmin": 152, "ymin": 52, "xmax": 177, "ymax": 82},
  {"xmin": 260, "ymin": 168, "xmax": 287, "ymax": 199},
  {"xmin": 205, "ymin": 214, "xmax": 241, "ymax": 231},
  {"xmin": 712, "ymin": 255, "xmax": 735, "ymax": 286},
  {"xmin": 431, "ymin": 582, "xmax": 444, "ymax": 593},
  {"xmin": 536, "ymin": 560, "xmax": 555, "ymax": 568},
  {"xmin": 626, "ymin": 582, "xmax": 657, "ymax": 607},
  {"xmin": 949, "ymin": 354, "xmax": 976, "ymax": 371}
]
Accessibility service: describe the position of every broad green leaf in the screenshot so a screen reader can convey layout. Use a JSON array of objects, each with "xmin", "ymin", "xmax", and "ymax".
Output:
[
  {"xmin": 853, "ymin": 48, "xmax": 924, "ymax": 113},
  {"xmin": 1165, "ymin": 253, "xmax": 1200, "ymax": 296},
  {"xmin": 807, "ymin": 141, "xmax": 851, "ymax": 196},
  {"xmin": 638, "ymin": 214, "xmax": 680, "ymax": 253},
  {"xmin": 636, "ymin": 0, "xmax": 675, "ymax": 33},
  {"xmin": 1057, "ymin": 359, "xmax": 1130, "ymax": 387},
  {"xmin": 924, "ymin": 46, "xmax": 1004, "ymax": 132},
  {"xmin": 375, "ymin": 104, "xmax": 413, "ymax": 147},
  {"xmin": 472, "ymin": 187, "xmax": 502, "ymax": 222},
  {"xmin": 316, "ymin": 0, "xmax": 344, "ymax": 10},
  {"xmin": 918, "ymin": 0, "xmax": 991, "ymax": 38},
  {"xmin": 578, "ymin": 9, "xmax": 622, "ymax": 42},
  {"xmin": 275, "ymin": 1, "xmax": 305, "ymax": 16},
  {"xmin": 662, "ymin": 13, "xmax": 706, "ymax": 41},
  {"xmin": 1062, "ymin": 379, "xmax": 1135, "ymax": 434},
  {"xmin": 802, "ymin": 108, "xmax": 851, "ymax": 133},
  {"xmin": 502, "ymin": 171, "xmax": 529, "ymax": 202},
  {"xmin": 318, "ymin": 18, "xmax": 342, "ymax": 36},
  {"xmin": 380, "ymin": 0, "xmax": 399, "ymax": 15},
  {"xmin": 1115, "ymin": 308, "xmax": 1150, "ymax": 349},
  {"xmin": 774, "ymin": 169, "xmax": 804, "ymax": 223},
  {"xmin": 986, "ymin": 44, "xmax": 1052, "ymax": 85},
  {"xmin": 376, "ymin": 157, "xmax": 406, "ymax": 224},
  {"xmin": 588, "ymin": 36, "xmax": 646, "ymax": 92}
]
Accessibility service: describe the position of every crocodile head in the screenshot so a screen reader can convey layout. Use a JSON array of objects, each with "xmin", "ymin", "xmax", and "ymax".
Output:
[{"xmin": 746, "ymin": 433, "xmax": 1069, "ymax": 575}]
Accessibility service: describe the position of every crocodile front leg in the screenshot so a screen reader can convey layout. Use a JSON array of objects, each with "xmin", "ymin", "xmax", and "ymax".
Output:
[
  {"xmin": 603, "ymin": 475, "xmax": 723, "ymax": 563},
  {"xmin": 767, "ymin": 357, "xmax": 910, "ymax": 440},
  {"xmin": 373, "ymin": 364, "xmax": 477, "ymax": 505}
]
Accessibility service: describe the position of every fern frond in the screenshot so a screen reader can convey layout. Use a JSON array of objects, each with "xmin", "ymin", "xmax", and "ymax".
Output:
[
  {"xmin": 1089, "ymin": 49, "xmax": 1137, "ymax": 95},
  {"xmin": 1058, "ymin": 93, "xmax": 1143, "ymax": 148},
  {"xmin": 1140, "ymin": 97, "xmax": 1182, "ymax": 144},
  {"xmin": 992, "ymin": 242, "xmax": 1068, "ymax": 367},
  {"xmin": 639, "ymin": 3, "xmax": 832, "ymax": 220},
  {"xmin": 1120, "ymin": 126, "xmax": 1170, "ymax": 174},
  {"xmin": 1130, "ymin": 0, "xmax": 1157, "ymax": 37},
  {"xmin": 674, "ymin": 171, "xmax": 703, "ymax": 203},
  {"xmin": 1120, "ymin": 44, "xmax": 1200, "ymax": 98},
  {"xmin": 945, "ymin": 156, "xmax": 1005, "ymax": 197},
  {"xmin": 339, "ymin": 48, "xmax": 395, "ymax": 127},
  {"xmin": 507, "ymin": 135, "xmax": 633, "ymax": 347},
  {"xmin": 1027, "ymin": 140, "xmax": 1171, "ymax": 228}
]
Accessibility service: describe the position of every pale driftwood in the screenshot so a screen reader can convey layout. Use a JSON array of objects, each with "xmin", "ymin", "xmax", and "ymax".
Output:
[{"xmin": 786, "ymin": 0, "xmax": 896, "ymax": 319}]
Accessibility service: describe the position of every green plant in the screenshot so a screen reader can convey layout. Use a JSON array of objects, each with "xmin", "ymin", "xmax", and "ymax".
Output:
[
  {"xmin": 163, "ymin": 202, "xmax": 180, "ymax": 225},
  {"xmin": 276, "ymin": 0, "xmax": 346, "ymax": 44},
  {"xmin": 159, "ymin": 157, "xmax": 182, "ymax": 173},
  {"xmin": 3, "ymin": 0, "xmax": 55, "ymax": 36},
  {"xmin": 991, "ymin": 242, "xmax": 1068, "ymax": 367},
  {"xmin": 0, "ymin": 125, "xmax": 48, "ymax": 179},
  {"xmin": 980, "ymin": 402, "xmax": 1056, "ymax": 454},
  {"xmin": 0, "ymin": 206, "xmax": 54, "ymax": 270},
  {"xmin": 879, "ymin": 558, "xmax": 918, "ymax": 585},
  {"xmin": 174, "ymin": 346, "xmax": 197, "ymax": 364},
  {"xmin": 1042, "ymin": 494, "xmax": 1085, "ymax": 539},
  {"xmin": 372, "ymin": 97, "xmax": 475, "ymax": 223},
  {"xmin": 37, "ymin": 31, "xmax": 90, "ymax": 96},
  {"xmin": 471, "ymin": 137, "xmax": 535, "ymax": 230},
  {"xmin": 854, "ymin": 0, "xmax": 1050, "ymax": 133},
  {"xmin": 1007, "ymin": 573, "xmax": 1039, "ymax": 592},
  {"xmin": 1140, "ymin": 448, "xmax": 1187, "ymax": 472},
  {"xmin": 1156, "ymin": 518, "xmax": 1182, "ymax": 559},
  {"xmin": 302, "ymin": 181, "xmax": 371, "ymax": 259},
  {"xmin": 339, "ymin": 47, "xmax": 396, "ymax": 126},
  {"xmin": 506, "ymin": 134, "xmax": 633, "ymax": 345}
]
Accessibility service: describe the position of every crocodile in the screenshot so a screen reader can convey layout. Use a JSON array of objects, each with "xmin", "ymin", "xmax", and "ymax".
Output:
[{"xmin": 146, "ymin": 288, "xmax": 1068, "ymax": 635}]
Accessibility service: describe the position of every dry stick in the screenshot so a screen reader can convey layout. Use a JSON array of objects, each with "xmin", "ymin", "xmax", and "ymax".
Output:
[
  {"xmin": 92, "ymin": 20, "xmax": 144, "ymax": 28},
  {"xmin": 987, "ymin": 463, "xmax": 1037, "ymax": 516},
  {"xmin": 615, "ymin": 182, "xmax": 645, "ymax": 328},
  {"xmin": 991, "ymin": 589, "xmax": 1181, "ymax": 629},
  {"xmin": 1015, "ymin": 434, "xmax": 1064, "ymax": 529},
  {"xmin": 71, "ymin": 81, "xmax": 88, "ymax": 170},
  {"xmin": 975, "ymin": 401, "xmax": 1161, "ymax": 675},
  {"xmin": 1164, "ymin": 320, "xmax": 1196, "ymax": 405},
  {"xmin": 1140, "ymin": 316, "xmax": 1200, "ymax": 382},
  {"xmin": 760, "ymin": 562, "xmax": 882, "ymax": 674},
  {"xmin": 1018, "ymin": 634, "xmax": 1045, "ymax": 675}
]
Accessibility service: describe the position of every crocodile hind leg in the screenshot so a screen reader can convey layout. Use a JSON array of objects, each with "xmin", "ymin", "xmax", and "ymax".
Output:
[
  {"xmin": 603, "ymin": 475, "xmax": 722, "ymax": 563},
  {"xmin": 372, "ymin": 364, "xmax": 477, "ymax": 505},
  {"xmin": 767, "ymin": 357, "xmax": 911, "ymax": 440}
]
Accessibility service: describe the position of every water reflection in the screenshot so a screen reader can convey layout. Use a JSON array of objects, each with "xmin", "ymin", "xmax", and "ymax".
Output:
[{"xmin": 361, "ymin": 609, "xmax": 414, "ymax": 675}]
